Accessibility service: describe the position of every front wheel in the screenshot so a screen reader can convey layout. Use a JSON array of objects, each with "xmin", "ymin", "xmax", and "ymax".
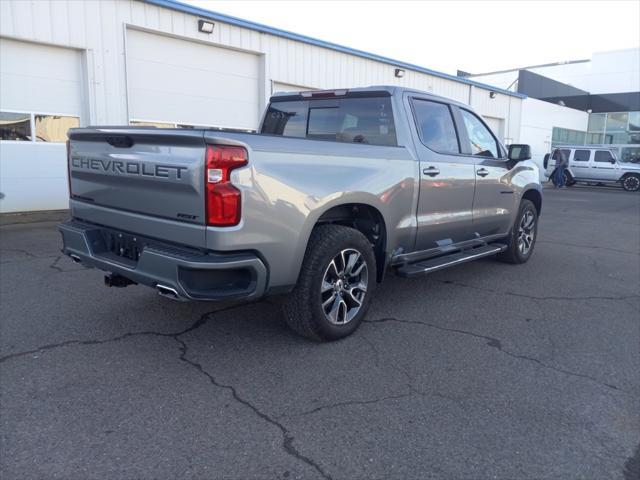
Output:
[
  {"xmin": 621, "ymin": 174, "xmax": 640, "ymax": 192},
  {"xmin": 497, "ymin": 199, "xmax": 538, "ymax": 264},
  {"xmin": 282, "ymin": 225, "xmax": 376, "ymax": 341}
]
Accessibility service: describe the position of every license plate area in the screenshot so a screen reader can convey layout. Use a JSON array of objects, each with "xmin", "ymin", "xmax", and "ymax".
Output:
[{"xmin": 102, "ymin": 229, "xmax": 144, "ymax": 262}]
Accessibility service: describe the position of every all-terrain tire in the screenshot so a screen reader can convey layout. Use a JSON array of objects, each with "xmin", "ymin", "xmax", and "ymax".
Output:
[
  {"xmin": 497, "ymin": 199, "xmax": 538, "ymax": 264},
  {"xmin": 621, "ymin": 174, "xmax": 640, "ymax": 192},
  {"xmin": 282, "ymin": 224, "xmax": 376, "ymax": 341}
]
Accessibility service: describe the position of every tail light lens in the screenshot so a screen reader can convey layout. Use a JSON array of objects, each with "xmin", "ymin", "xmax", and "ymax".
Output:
[
  {"xmin": 66, "ymin": 140, "xmax": 73, "ymax": 197},
  {"xmin": 205, "ymin": 145, "xmax": 248, "ymax": 226}
]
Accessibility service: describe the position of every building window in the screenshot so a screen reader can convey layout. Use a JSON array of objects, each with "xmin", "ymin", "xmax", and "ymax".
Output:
[
  {"xmin": 0, "ymin": 112, "xmax": 32, "ymax": 141},
  {"xmin": 586, "ymin": 132, "xmax": 603, "ymax": 144},
  {"xmin": 587, "ymin": 113, "xmax": 606, "ymax": 133},
  {"xmin": 552, "ymin": 127, "xmax": 586, "ymax": 145},
  {"xmin": 586, "ymin": 111, "xmax": 640, "ymax": 145},
  {"xmin": 605, "ymin": 112, "xmax": 629, "ymax": 132},
  {"xmin": 35, "ymin": 115, "xmax": 79, "ymax": 142},
  {"xmin": 1, "ymin": 112, "xmax": 79, "ymax": 142}
]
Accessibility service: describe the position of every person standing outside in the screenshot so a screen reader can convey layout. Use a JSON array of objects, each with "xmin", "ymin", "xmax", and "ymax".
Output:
[{"xmin": 553, "ymin": 149, "xmax": 569, "ymax": 188}]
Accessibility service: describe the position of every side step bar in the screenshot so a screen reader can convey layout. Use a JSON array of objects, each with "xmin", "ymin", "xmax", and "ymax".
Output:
[{"xmin": 395, "ymin": 243, "xmax": 507, "ymax": 278}]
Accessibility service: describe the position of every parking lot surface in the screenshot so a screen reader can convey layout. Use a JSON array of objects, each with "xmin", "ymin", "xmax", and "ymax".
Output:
[{"xmin": 1, "ymin": 186, "xmax": 639, "ymax": 480}]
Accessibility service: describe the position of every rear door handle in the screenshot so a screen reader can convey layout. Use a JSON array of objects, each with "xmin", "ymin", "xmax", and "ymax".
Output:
[
  {"xmin": 476, "ymin": 168, "xmax": 489, "ymax": 177},
  {"xmin": 423, "ymin": 166, "xmax": 440, "ymax": 177}
]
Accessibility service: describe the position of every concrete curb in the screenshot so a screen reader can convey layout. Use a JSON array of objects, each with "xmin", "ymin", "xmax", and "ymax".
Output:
[{"xmin": 0, "ymin": 210, "xmax": 70, "ymax": 226}]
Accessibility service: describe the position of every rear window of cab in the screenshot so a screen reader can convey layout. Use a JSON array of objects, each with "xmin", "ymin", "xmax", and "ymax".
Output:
[{"xmin": 261, "ymin": 96, "xmax": 397, "ymax": 147}]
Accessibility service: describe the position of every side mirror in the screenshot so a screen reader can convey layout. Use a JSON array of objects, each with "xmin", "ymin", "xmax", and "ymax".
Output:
[
  {"xmin": 610, "ymin": 158, "xmax": 616, "ymax": 164},
  {"xmin": 508, "ymin": 144, "xmax": 532, "ymax": 162}
]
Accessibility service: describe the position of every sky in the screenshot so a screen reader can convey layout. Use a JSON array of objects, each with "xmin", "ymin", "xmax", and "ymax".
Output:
[{"xmin": 184, "ymin": 0, "xmax": 640, "ymax": 75}]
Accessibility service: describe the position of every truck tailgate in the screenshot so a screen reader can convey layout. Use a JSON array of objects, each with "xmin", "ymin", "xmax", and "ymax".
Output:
[{"xmin": 68, "ymin": 128, "xmax": 207, "ymax": 236}]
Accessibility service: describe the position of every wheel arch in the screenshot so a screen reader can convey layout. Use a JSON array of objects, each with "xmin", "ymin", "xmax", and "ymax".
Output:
[
  {"xmin": 522, "ymin": 188, "xmax": 542, "ymax": 216},
  {"xmin": 619, "ymin": 171, "xmax": 640, "ymax": 181},
  {"xmin": 312, "ymin": 202, "xmax": 388, "ymax": 283}
]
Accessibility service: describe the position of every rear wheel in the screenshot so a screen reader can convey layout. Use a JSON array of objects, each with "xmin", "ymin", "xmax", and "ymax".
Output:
[
  {"xmin": 282, "ymin": 225, "xmax": 376, "ymax": 341},
  {"xmin": 563, "ymin": 170, "xmax": 575, "ymax": 186},
  {"xmin": 497, "ymin": 199, "xmax": 538, "ymax": 264},
  {"xmin": 621, "ymin": 174, "xmax": 640, "ymax": 192}
]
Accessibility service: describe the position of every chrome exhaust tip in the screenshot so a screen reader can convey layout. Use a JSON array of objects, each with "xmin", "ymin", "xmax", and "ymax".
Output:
[
  {"xmin": 156, "ymin": 284, "xmax": 185, "ymax": 302},
  {"xmin": 69, "ymin": 253, "xmax": 82, "ymax": 264}
]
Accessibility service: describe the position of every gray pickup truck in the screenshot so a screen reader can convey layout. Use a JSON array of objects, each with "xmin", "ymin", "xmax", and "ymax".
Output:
[{"xmin": 59, "ymin": 86, "xmax": 541, "ymax": 341}]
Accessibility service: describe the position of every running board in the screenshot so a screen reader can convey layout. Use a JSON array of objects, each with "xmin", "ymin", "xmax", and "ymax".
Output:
[{"xmin": 395, "ymin": 244, "xmax": 507, "ymax": 278}]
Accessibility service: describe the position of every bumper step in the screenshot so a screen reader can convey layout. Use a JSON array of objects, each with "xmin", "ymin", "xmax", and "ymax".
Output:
[{"xmin": 395, "ymin": 243, "xmax": 507, "ymax": 278}]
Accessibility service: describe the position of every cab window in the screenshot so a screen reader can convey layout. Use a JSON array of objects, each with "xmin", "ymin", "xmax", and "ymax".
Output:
[
  {"xmin": 594, "ymin": 150, "xmax": 615, "ymax": 163},
  {"xmin": 261, "ymin": 96, "xmax": 397, "ymax": 146},
  {"xmin": 573, "ymin": 150, "xmax": 591, "ymax": 162},
  {"xmin": 410, "ymin": 98, "xmax": 460, "ymax": 154},
  {"xmin": 460, "ymin": 109, "xmax": 499, "ymax": 158}
]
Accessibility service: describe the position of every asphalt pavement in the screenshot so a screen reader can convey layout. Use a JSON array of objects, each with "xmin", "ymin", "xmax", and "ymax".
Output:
[{"xmin": 1, "ymin": 185, "xmax": 639, "ymax": 480}]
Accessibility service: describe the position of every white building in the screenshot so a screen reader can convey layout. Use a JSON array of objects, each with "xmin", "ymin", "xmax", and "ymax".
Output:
[
  {"xmin": 464, "ymin": 49, "xmax": 640, "ymax": 176},
  {"xmin": 0, "ymin": 0, "xmax": 525, "ymax": 213},
  {"xmin": 465, "ymin": 49, "xmax": 640, "ymax": 95}
]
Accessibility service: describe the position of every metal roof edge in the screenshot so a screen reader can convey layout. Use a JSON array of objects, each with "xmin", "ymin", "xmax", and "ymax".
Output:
[{"xmin": 142, "ymin": 0, "xmax": 527, "ymax": 99}]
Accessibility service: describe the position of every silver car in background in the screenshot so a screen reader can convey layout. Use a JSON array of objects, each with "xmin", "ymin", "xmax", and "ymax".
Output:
[{"xmin": 545, "ymin": 146, "xmax": 640, "ymax": 191}]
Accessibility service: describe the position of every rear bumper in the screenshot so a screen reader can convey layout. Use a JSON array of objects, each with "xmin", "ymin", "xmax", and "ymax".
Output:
[{"xmin": 58, "ymin": 219, "xmax": 268, "ymax": 301}]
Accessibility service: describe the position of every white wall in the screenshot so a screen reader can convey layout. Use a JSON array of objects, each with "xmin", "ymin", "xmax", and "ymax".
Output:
[
  {"xmin": 0, "ymin": 0, "xmax": 524, "ymax": 212},
  {"xmin": 472, "ymin": 48, "xmax": 640, "ymax": 95},
  {"xmin": 519, "ymin": 98, "xmax": 588, "ymax": 179},
  {"xmin": 588, "ymin": 49, "xmax": 640, "ymax": 94}
]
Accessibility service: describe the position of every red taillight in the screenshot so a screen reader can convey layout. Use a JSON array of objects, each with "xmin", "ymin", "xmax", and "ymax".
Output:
[
  {"xmin": 66, "ymin": 140, "xmax": 72, "ymax": 197},
  {"xmin": 205, "ymin": 145, "xmax": 248, "ymax": 226}
]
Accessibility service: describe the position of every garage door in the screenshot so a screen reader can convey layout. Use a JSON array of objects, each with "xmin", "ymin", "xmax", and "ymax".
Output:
[
  {"xmin": 126, "ymin": 29, "xmax": 261, "ymax": 130},
  {"xmin": 483, "ymin": 116, "xmax": 505, "ymax": 143},
  {"xmin": 0, "ymin": 38, "xmax": 83, "ymax": 213}
]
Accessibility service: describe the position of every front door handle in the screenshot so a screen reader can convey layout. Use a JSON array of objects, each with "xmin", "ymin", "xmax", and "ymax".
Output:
[
  {"xmin": 476, "ymin": 168, "xmax": 489, "ymax": 177},
  {"xmin": 423, "ymin": 166, "xmax": 440, "ymax": 177}
]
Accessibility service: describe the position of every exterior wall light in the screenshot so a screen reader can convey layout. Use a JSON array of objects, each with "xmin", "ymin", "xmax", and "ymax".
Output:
[
  {"xmin": 198, "ymin": 19, "xmax": 215, "ymax": 34},
  {"xmin": 489, "ymin": 91, "xmax": 497, "ymax": 98},
  {"xmin": 395, "ymin": 68, "xmax": 405, "ymax": 78}
]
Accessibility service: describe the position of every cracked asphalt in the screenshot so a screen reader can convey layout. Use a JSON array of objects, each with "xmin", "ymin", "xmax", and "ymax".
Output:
[{"xmin": 1, "ymin": 186, "xmax": 639, "ymax": 480}]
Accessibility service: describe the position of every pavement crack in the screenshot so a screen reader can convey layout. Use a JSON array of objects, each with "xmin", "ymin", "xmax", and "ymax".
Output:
[
  {"xmin": 537, "ymin": 239, "xmax": 640, "ymax": 256},
  {"xmin": 0, "ymin": 308, "xmax": 224, "ymax": 365},
  {"xmin": 175, "ymin": 336, "xmax": 332, "ymax": 480},
  {"xmin": 1, "ymin": 247, "xmax": 37, "ymax": 258},
  {"xmin": 0, "ymin": 331, "xmax": 163, "ymax": 364},
  {"xmin": 275, "ymin": 333, "xmax": 465, "ymax": 418},
  {"xmin": 366, "ymin": 317, "xmax": 623, "ymax": 393},
  {"xmin": 48, "ymin": 255, "xmax": 65, "ymax": 272},
  {"xmin": 287, "ymin": 392, "xmax": 414, "ymax": 418},
  {"xmin": 0, "ymin": 303, "xmax": 331, "ymax": 479},
  {"xmin": 438, "ymin": 279, "xmax": 640, "ymax": 302}
]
